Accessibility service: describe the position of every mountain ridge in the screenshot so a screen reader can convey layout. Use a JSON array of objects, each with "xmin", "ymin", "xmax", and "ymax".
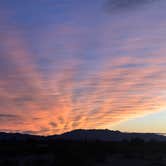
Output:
[
  {"xmin": 48, "ymin": 129, "xmax": 166, "ymax": 142},
  {"xmin": 0, "ymin": 129, "xmax": 165, "ymax": 142}
]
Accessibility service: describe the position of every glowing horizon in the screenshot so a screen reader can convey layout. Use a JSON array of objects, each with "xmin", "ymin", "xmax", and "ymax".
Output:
[{"xmin": 0, "ymin": 0, "xmax": 166, "ymax": 135}]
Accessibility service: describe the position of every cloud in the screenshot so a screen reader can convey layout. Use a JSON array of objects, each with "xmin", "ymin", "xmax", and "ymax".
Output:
[
  {"xmin": 104, "ymin": 0, "xmax": 157, "ymax": 12},
  {"xmin": 49, "ymin": 122, "xmax": 57, "ymax": 128},
  {"xmin": 0, "ymin": 114, "xmax": 21, "ymax": 121},
  {"xmin": 0, "ymin": 0, "xmax": 166, "ymax": 135}
]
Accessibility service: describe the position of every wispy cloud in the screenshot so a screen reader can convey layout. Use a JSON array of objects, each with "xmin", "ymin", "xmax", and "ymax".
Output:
[
  {"xmin": 104, "ymin": 0, "xmax": 157, "ymax": 12},
  {"xmin": 0, "ymin": 0, "xmax": 166, "ymax": 135}
]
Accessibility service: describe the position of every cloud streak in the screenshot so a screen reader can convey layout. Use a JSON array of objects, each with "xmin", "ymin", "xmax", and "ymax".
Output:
[
  {"xmin": 0, "ymin": 0, "xmax": 166, "ymax": 135},
  {"xmin": 104, "ymin": 0, "xmax": 157, "ymax": 12}
]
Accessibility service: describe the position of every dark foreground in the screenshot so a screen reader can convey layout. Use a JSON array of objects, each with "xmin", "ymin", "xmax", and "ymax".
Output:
[{"xmin": 1, "ymin": 139, "xmax": 166, "ymax": 166}]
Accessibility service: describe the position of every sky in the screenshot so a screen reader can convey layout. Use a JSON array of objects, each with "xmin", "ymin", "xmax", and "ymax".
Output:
[{"xmin": 0, "ymin": 0, "xmax": 166, "ymax": 135}]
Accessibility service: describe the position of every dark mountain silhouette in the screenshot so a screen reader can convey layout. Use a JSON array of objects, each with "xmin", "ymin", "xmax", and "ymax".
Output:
[
  {"xmin": 0, "ymin": 129, "xmax": 166, "ymax": 142},
  {"xmin": 49, "ymin": 129, "xmax": 166, "ymax": 142},
  {"xmin": 0, "ymin": 132, "xmax": 43, "ymax": 141},
  {"xmin": 0, "ymin": 130, "xmax": 166, "ymax": 166}
]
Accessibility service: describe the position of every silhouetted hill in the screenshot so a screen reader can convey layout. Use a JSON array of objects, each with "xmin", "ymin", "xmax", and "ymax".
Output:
[
  {"xmin": 0, "ymin": 130, "xmax": 166, "ymax": 165},
  {"xmin": 0, "ymin": 130, "xmax": 166, "ymax": 142},
  {"xmin": 48, "ymin": 129, "xmax": 166, "ymax": 142},
  {"xmin": 0, "ymin": 132, "xmax": 43, "ymax": 141}
]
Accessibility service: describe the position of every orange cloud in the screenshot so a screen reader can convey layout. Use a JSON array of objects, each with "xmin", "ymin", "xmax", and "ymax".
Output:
[{"xmin": 0, "ymin": 1, "xmax": 166, "ymax": 135}]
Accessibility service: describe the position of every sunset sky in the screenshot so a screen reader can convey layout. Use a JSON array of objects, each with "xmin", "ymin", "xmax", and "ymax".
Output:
[{"xmin": 0, "ymin": 0, "xmax": 166, "ymax": 135}]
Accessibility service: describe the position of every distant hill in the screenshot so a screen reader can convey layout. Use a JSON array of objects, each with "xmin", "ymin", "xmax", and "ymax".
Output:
[
  {"xmin": 48, "ymin": 129, "xmax": 166, "ymax": 142},
  {"xmin": 0, "ymin": 130, "xmax": 166, "ymax": 166},
  {"xmin": 0, "ymin": 130, "xmax": 166, "ymax": 142},
  {"xmin": 0, "ymin": 132, "xmax": 43, "ymax": 141}
]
